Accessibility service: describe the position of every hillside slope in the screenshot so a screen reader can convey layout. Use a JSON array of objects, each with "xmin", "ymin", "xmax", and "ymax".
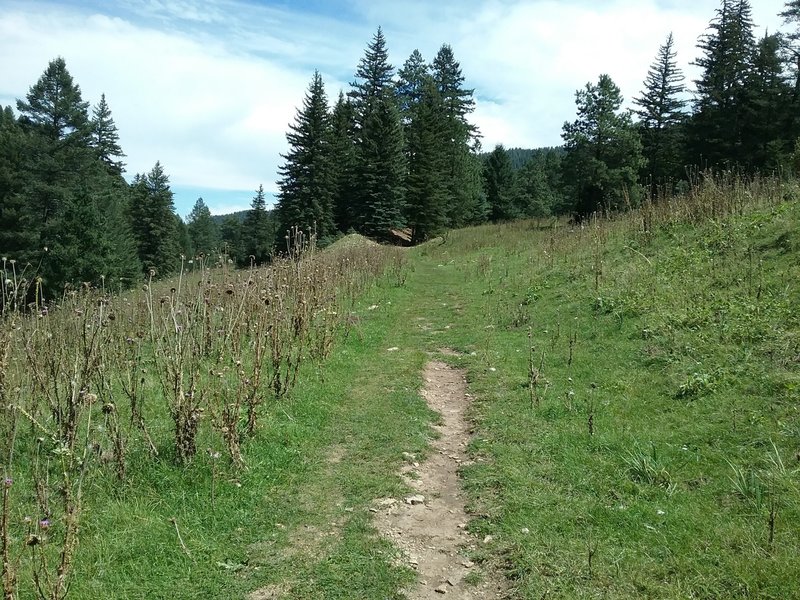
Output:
[{"xmin": 402, "ymin": 179, "xmax": 799, "ymax": 597}]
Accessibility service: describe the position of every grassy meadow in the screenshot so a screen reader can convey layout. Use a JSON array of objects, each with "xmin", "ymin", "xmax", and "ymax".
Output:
[{"xmin": 1, "ymin": 176, "xmax": 799, "ymax": 598}]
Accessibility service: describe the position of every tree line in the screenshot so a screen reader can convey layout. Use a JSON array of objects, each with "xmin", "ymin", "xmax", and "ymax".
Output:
[
  {"xmin": 2, "ymin": 0, "xmax": 800, "ymax": 296},
  {"xmin": 483, "ymin": 0, "xmax": 800, "ymax": 221}
]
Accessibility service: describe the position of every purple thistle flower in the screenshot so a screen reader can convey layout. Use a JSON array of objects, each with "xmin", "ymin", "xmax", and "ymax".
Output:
[
  {"xmin": 3, "ymin": 477, "xmax": 12, "ymax": 487},
  {"xmin": 39, "ymin": 519, "xmax": 50, "ymax": 529}
]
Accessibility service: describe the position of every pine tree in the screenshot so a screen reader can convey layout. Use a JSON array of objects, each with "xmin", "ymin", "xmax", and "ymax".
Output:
[
  {"xmin": 405, "ymin": 78, "xmax": 448, "ymax": 243},
  {"xmin": 781, "ymin": 1, "xmax": 800, "ymax": 94},
  {"xmin": 350, "ymin": 27, "xmax": 394, "ymax": 117},
  {"xmin": 16, "ymin": 58, "xmax": 92, "ymax": 235},
  {"xmin": 329, "ymin": 92, "xmax": 358, "ymax": 232},
  {"xmin": 483, "ymin": 145, "xmax": 517, "ymax": 222},
  {"xmin": 242, "ymin": 185, "xmax": 274, "ymax": 263},
  {"xmin": 92, "ymin": 175, "xmax": 141, "ymax": 287},
  {"xmin": 742, "ymin": 33, "xmax": 793, "ymax": 170},
  {"xmin": 349, "ymin": 28, "xmax": 406, "ymax": 239},
  {"xmin": 16, "ymin": 57, "xmax": 89, "ymax": 143},
  {"xmin": 689, "ymin": 0, "xmax": 756, "ymax": 168},
  {"xmin": 397, "ymin": 50, "xmax": 430, "ymax": 126},
  {"xmin": 357, "ymin": 98, "xmax": 406, "ymax": 238},
  {"xmin": 45, "ymin": 164, "xmax": 140, "ymax": 290},
  {"xmin": 90, "ymin": 93, "xmax": 126, "ymax": 175},
  {"xmin": 2, "ymin": 60, "xmax": 140, "ymax": 294},
  {"xmin": 129, "ymin": 162, "xmax": 180, "ymax": 276},
  {"xmin": 562, "ymin": 75, "xmax": 644, "ymax": 218},
  {"xmin": 219, "ymin": 215, "xmax": 245, "ymax": 265},
  {"xmin": 186, "ymin": 198, "xmax": 220, "ymax": 259},
  {"xmin": 633, "ymin": 33, "xmax": 687, "ymax": 191},
  {"xmin": 515, "ymin": 154, "xmax": 554, "ymax": 223},
  {"xmin": 0, "ymin": 106, "xmax": 33, "ymax": 267},
  {"xmin": 277, "ymin": 71, "xmax": 336, "ymax": 242},
  {"xmin": 175, "ymin": 215, "xmax": 192, "ymax": 260},
  {"xmin": 431, "ymin": 44, "xmax": 483, "ymax": 227}
]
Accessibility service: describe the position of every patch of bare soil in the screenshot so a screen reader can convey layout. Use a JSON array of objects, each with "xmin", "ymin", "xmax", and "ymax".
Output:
[
  {"xmin": 247, "ymin": 583, "xmax": 289, "ymax": 600},
  {"xmin": 373, "ymin": 359, "xmax": 508, "ymax": 598}
]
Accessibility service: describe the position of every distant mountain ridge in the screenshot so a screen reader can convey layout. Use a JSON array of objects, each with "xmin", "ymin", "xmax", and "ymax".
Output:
[
  {"xmin": 480, "ymin": 146, "xmax": 565, "ymax": 170},
  {"xmin": 211, "ymin": 210, "xmax": 249, "ymax": 224}
]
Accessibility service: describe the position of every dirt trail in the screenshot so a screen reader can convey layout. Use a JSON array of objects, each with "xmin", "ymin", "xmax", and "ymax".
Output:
[{"xmin": 374, "ymin": 359, "xmax": 507, "ymax": 598}]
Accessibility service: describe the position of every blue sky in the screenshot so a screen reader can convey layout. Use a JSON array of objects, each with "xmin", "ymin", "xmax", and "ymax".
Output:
[{"xmin": 0, "ymin": 0, "xmax": 786, "ymax": 218}]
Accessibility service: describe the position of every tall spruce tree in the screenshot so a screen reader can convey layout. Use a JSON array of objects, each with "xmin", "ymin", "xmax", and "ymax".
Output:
[
  {"xmin": 90, "ymin": 93, "xmax": 126, "ymax": 175},
  {"xmin": 514, "ymin": 154, "xmax": 555, "ymax": 222},
  {"xmin": 562, "ymin": 74, "xmax": 644, "ymax": 218},
  {"xmin": 16, "ymin": 58, "xmax": 91, "ymax": 232},
  {"xmin": 689, "ymin": 0, "xmax": 756, "ymax": 168},
  {"xmin": 484, "ymin": 145, "xmax": 517, "ymax": 222},
  {"xmin": 741, "ymin": 33, "xmax": 794, "ymax": 170},
  {"xmin": 431, "ymin": 44, "xmax": 484, "ymax": 227},
  {"xmin": 219, "ymin": 215, "xmax": 245, "ymax": 265},
  {"xmin": 277, "ymin": 71, "xmax": 336, "ymax": 242},
  {"xmin": 242, "ymin": 185, "xmax": 274, "ymax": 263},
  {"xmin": 0, "ymin": 106, "xmax": 32, "ymax": 267},
  {"xmin": 186, "ymin": 198, "xmax": 220, "ymax": 259},
  {"xmin": 633, "ymin": 33, "xmax": 687, "ymax": 191},
  {"xmin": 781, "ymin": 1, "xmax": 800, "ymax": 96},
  {"xmin": 405, "ymin": 77, "xmax": 448, "ymax": 243},
  {"xmin": 12, "ymin": 58, "xmax": 140, "ymax": 293},
  {"xmin": 349, "ymin": 28, "xmax": 406, "ymax": 239},
  {"xmin": 16, "ymin": 57, "xmax": 89, "ymax": 143},
  {"xmin": 397, "ymin": 50, "xmax": 430, "ymax": 127},
  {"xmin": 329, "ymin": 92, "xmax": 358, "ymax": 232},
  {"xmin": 129, "ymin": 162, "xmax": 180, "ymax": 276}
]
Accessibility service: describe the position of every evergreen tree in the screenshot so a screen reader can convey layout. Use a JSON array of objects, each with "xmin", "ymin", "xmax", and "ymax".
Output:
[
  {"xmin": 405, "ymin": 78, "xmax": 448, "ymax": 243},
  {"xmin": 689, "ymin": 0, "xmax": 756, "ymax": 168},
  {"xmin": 397, "ymin": 50, "xmax": 430, "ymax": 126},
  {"xmin": 515, "ymin": 154, "xmax": 555, "ymax": 222},
  {"xmin": 45, "ymin": 164, "xmax": 140, "ymax": 289},
  {"xmin": 0, "ymin": 106, "xmax": 33, "ymax": 267},
  {"xmin": 93, "ymin": 176, "xmax": 141, "ymax": 287},
  {"xmin": 562, "ymin": 74, "xmax": 644, "ymax": 218},
  {"xmin": 430, "ymin": 44, "xmax": 484, "ymax": 227},
  {"xmin": 186, "ymin": 198, "xmax": 220, "ymax": 259},
  {"xmin": 16, "ymin": 58, "xmax": 92, "ymax": 235},
  {"xmin": 276, "ymin": 71, "xmax": 336, "ymax": 242},
  {"xmin": 16, "ymin": 57, "xmax": 89, "ymax": 143},
  {"xmin": 219, "ymin": 215, "xmax": 245, "ymax": 265},
  {"xmin": 129, "ymin": 162, "xmax": 180, "ymax": 276},
  {"xmin": 242, "ymin": 185, "xmax": 274, "ymax": 263},
  {"xmin": 357, "ymin": 98, "xmax": 406, "ymax": 238},
  {"xmin": 780, "ymin": 1, "xmax": 800, "ymax": 96},
  {"xmin": 90, "ymin": 93, "xmax": 126, "ymax": 175},
  {"xmin": 329, "ymin": 92, "xmax": 358, "ymax": 232},
  {"xmin": 350, "ymin": 27, "xmax": 394, "ymax": 116},
  {"xmin": 483, "ymin": 145, "xmax": 517, "ymax": 222},
  {"xmin": 349, "ymin": 28, "xmax": 406, "ymax": 239},
  {"xmin": 740, "ymin": 33, "xmax": 793, "ymax": 170},
  {"xmin": 175, "ymin": 215, "xmax": 192, "ymax": 260},
  {"xmin": 633, "ymin": 33, "xmax": 687, "ymax": 191},
  {"xmin": 2, "ymin": 59, "xmax": 139, "ymax": 294}
]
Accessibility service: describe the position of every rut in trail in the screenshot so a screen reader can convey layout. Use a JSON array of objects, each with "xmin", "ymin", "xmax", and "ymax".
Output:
[{"xmin": 374, "ymin": 359, "xmax": 508, "ymax": 599}]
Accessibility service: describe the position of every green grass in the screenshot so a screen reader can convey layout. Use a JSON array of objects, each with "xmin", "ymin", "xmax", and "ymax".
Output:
[
  {"xmin": 53, "ymin": 275, "xmax": 439, "ymax": 599},
  {"xmin": 393, "ymin": 188, "xmax": 800, "ymax": 598},
  {"xmin": 3, "ymin": 178, "xmax": 799, "ymax": 598}
]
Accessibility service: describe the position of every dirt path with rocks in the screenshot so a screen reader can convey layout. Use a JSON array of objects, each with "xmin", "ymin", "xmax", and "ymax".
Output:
[{"xmin": 373, "ymin": 359, "xmax": 508, "ymax": 599}]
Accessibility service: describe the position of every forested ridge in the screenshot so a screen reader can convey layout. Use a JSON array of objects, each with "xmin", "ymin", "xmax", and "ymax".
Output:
[{"xmin": 2, "ymin": 0, "xmax": 800, "ymax": 298}]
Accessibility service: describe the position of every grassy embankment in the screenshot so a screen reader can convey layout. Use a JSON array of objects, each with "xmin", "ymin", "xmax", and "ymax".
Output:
[
  {"xmin": 410, "ymin": 175, "xmax": 800, "ymax": 598},
  {"xmin": 2, "ymin": 174, "xmax": 798, "ymax": 598}
]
